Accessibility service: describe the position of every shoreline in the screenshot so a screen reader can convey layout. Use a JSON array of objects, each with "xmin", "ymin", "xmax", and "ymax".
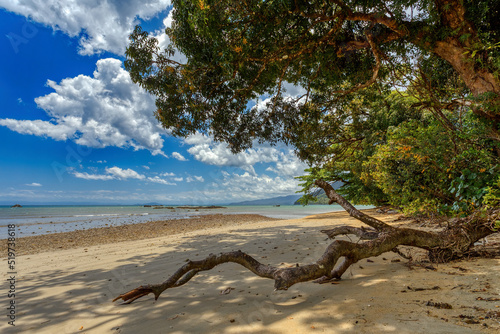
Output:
[
  {"xmin": 2, "ymin": 214, "xmax": 281, "ymax": 256},
  {"xmin": 0, "ymin": 204, "xmax": 348, "ymax": 238}
]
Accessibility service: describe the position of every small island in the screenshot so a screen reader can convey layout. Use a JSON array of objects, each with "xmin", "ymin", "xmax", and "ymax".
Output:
[
  {"xmin": 144, "ymin": 205, "xmax": 226, "ymax": 210},
  {"xmin": 11, "ymin": 204, "xmax": 22, "ymax": 208},
  {"xmin": 175, "ymin": 205, "xmax": 226, "ymax": 210}
]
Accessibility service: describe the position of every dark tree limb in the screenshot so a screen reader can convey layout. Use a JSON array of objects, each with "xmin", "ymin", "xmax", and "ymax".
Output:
[
  {"xmin": 113, "ymin": 251, "xmax": 276, "ymax": 304},
  {"xmin": 314, "ymin": 179, "xmax": 393, "ymax": 232},
  {"xmin": 321, "ymin": 225, "xmax": 380, "ymax": 240},
  {"xmin": 113, "ymin": 182, "xmax": 498, "ymax": 304}
]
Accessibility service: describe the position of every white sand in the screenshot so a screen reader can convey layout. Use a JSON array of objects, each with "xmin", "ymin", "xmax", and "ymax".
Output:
[{"xmin": 2, "ymin": 210, "xmax": 499, "ymax": 333}]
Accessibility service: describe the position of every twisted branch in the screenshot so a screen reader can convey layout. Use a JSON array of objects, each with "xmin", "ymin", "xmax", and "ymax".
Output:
[{"xmin": 113, "ymin": 184, "xmax": 497, "ymax": 304}]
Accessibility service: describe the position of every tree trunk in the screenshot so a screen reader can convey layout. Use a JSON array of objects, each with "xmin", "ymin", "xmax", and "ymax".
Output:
[
  {"xmin": 433, "ymin": 39, "xmax": 500, "ymax": 97},
  {"xmin": 113, "ymin": 180, "xmax": 498, "ymax": 304}
]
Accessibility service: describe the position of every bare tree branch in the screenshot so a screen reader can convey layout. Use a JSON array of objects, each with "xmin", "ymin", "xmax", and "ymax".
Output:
[
  {"xmin": 113, "ymin": 186, "xmax": 497, "ymax": 305},
  {"xmin": 314, "ymin": 179, "xmax": 393, "ymax": 232}
]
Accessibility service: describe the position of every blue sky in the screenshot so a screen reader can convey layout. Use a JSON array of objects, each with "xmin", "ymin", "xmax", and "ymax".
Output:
[{"xmin": 0, "ymin": 1, "xmax": 307, "ymax": 205}]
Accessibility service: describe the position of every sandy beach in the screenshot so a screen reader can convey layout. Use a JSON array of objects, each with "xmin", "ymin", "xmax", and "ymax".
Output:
[{"xmin": 2, "ymin": 210, "xmax": 499, "ymax": 333}]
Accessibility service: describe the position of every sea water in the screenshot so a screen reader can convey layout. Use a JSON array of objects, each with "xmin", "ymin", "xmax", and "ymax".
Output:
[{"xmin": 0, "ymin": 204, "xmax": 371, "ymax": 238}]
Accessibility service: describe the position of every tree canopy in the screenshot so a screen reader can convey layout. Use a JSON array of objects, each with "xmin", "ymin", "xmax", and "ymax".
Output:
[
  {"xmin": 113, "ymin": 0, "xmax": 500, "ymax": 306},
  {"xmin": 125, "ymin": 0, "xmax": 499, "ymax": 214}
]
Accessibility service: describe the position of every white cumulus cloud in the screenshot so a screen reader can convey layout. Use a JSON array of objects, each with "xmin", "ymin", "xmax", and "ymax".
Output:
[
  {"xmin": 183, "ymin": 133, "xmax": 307, "ymax": 178},
  {"xmin": 72, "ymin": 166, "xmax": 145, "ymax": 181},
  {"xmin": 0, "ymin": 0, "xmax": 172, "ymax": 55},
  {"xmin": 73, "ymin": 171, "xmax": 115, "ymax": 181},
  {"xmin": 171, "ymin": 152, "xmax": 188, "ymax": 161},
  {"xmin": 147, "ymin": 176, "xmax": 175, "ymax": 185},
  {"xmin": 0, "ymin": 58, "xmax": 168, "ymax": 155},
  {"xmin": 185, "ymin": 133, "xmax": 279, "ymax": 168},
  {"xmin": 106, "ymin": 166, "xmax": 145, "ymax": 180},
  {"xmin": 186, "ymin": 175, "xmax": 204, "ymax": 183}
]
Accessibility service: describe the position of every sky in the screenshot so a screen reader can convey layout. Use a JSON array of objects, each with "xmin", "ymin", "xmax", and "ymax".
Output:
[{"xmin": 0, "ymin": 1, "xmax": 308, "ymax": 205}]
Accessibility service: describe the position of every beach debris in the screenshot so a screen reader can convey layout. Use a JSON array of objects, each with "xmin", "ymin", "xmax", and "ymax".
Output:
[
  {"xmin": 425, "ymin": 301, "xmax": 452, "ymax": 309},
  {"xmin": 458, "ymin": 314, "xmax": 480, "ymax": 324},
  {"xmin": 168, "ymin": 313, "xmax": 185, "ymax": 320},
  {"xmin": 452, "ymin": 266, "xmax": 468, "ymax": 272},
  {"xmin": 476, "ymin": 296, "xmax": 500, "ymax": 301},
  {"xmin": 220, "ymin": 287, "xmax": 234, "ymax": 295},
  {"xmin": 406, "ymin": 286, "xmax": 441, "ymax": 292}
]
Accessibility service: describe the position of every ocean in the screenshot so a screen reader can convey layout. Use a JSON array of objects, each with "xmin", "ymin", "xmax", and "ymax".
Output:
[{"xmin": 0, "ymin": 204, "xmax": 371, "ymax": 239}]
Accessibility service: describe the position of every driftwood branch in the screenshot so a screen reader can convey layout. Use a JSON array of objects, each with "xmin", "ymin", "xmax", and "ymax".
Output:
[
  {"xmin": 113, "ymin": 181, "xmax": 498, "ymax": 304},
  {"xmin": 314, "ymin": 179, "xmax": 393, "ymax": 232},
  {"xmin": 321, "ymin": 225, "xmax": 380, "ymax": 240}
]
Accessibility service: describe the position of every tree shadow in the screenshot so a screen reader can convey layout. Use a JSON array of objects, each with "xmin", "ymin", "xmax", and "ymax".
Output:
[{"xmin": 7, "ymin": 222, "xmax": 481, "ymax": 333}]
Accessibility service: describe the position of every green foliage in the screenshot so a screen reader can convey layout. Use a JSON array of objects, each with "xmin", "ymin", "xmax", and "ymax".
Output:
[
  {"xmin": 296, "ymin": 93, "xmax": 499, "ymax": 215},
  {"xmin": 483, "ymin": 176, "xmax": 500, "ymax": 208},
  {"xmin": 124, "ymin": 0, "xmax": 500, "ymax": 216},
  {"xmin": 365, "ymin": 115, "xmax": 498, "ymax": 215}
]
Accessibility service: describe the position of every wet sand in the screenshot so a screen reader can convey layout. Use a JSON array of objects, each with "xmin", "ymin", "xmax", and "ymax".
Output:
[{"xmin": 3, "ymin": 214, "xmax": 280, "ymax": 255}]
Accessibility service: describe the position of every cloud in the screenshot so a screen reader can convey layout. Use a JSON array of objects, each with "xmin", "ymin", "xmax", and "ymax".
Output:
[
  {"xmin": 147, "ymin": 176, "xmax": 175, "ymax": 185},
  {"xmin": 219, "ymin": 172, "xmax": 298, "ymax": 197},
  {"xmin": 185, "ymin": 133, "xmax": 279, "ymax": 168},
  {"xmin": 171, "ymin": 152, "xmax": 187, "ymax": 161},
  {"xmin": 0, "ymin": 118, "xmax": 76, "ymax": 141},
  {"xmin": 154, "ymin": 10, "xmax": 187, "ymax": 64},
  {"xmin": 0, "ymin": 0, "xmax": 172, "ymax": 55},
  {"xmin": 0, "ymin": 58, "xmax": 168, "ymax": 155},
  {"xmin": 72, "ymin": 166, "xmax": 144, "ymax": 181},
  {"xmin": 72, "ymin": 171, "xmax": 115, "ymax": 181},
  {"xmin": 266, "ymin": 152, "xmax": 308, "ymax": 178},
  {"xmin": 106, "ymin": 167, "xmax": 145, "ymax": 180},
  {"xmin": 186, "ymin": 175, "xmax": 204, "ymax": 183},
  {"xmin": 281, "ymin": 81, "xmax": 307, "ymax": 97},
  {"xmin": 26, "ymin": 182, "xmax": 42, "ymax": 187},
  {"xmin": 183, "ymin": 132, "xmax": 307, "ymax": 177},
  {"xmin": 170, "ymin": 170, "xmax": 301, "ymax": 204}
]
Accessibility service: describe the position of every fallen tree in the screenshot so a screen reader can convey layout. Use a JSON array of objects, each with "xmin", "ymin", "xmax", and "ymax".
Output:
[{"xmin": 113, "ymin": 180, "xmax": 499, "ymax": 304}]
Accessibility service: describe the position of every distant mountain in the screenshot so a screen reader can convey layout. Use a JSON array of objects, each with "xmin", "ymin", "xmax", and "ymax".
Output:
[
  {"xmin": 294, "ymin": 193, "xmax": 330, "ymax": 205},
  {"xmin": 228, "ymin": 195, "xmax": 302, "ymax": 206}
]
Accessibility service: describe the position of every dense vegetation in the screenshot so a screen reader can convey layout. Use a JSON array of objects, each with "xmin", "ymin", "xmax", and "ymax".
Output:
[
  {"xmin": 126, "ymin": 0, "xmax": 499, "ymax": 216},
  {"xmin": 114, "ymin": 0, "xmax": 500, "ymax": 305}
]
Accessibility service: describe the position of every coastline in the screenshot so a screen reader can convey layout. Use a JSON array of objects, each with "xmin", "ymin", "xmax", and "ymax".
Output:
[
  {"xmin": 1, "ymin": 210, "xmax": 498, "ymax": 333},
  {"xmin": 1, "ymin": 214, "xmax": 281, "ymax": 256},
  {"xmin": 0, "ymin": 204, "xmax": 347, "ymax": 238}
]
